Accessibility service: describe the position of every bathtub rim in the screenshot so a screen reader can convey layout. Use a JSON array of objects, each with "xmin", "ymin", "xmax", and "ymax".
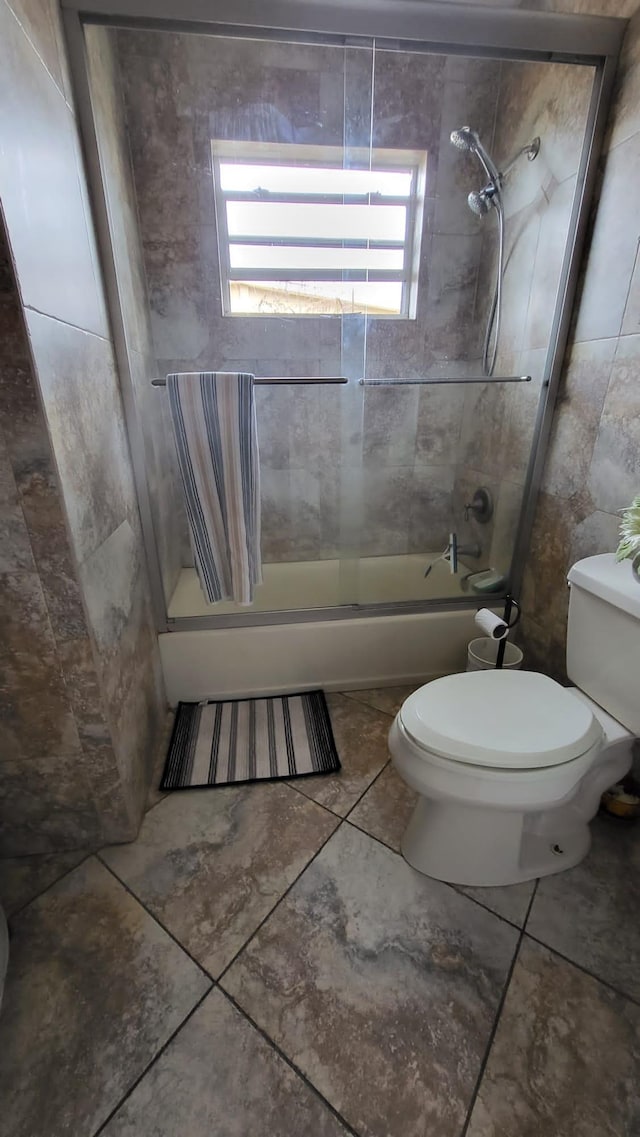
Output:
[
  {"xmin": 160, "ymin": 606, "xmax": 489, "ymax": 703},
  {"xmin": 166, "ymin": 593, "xmax": 499, "ymax": 631}
]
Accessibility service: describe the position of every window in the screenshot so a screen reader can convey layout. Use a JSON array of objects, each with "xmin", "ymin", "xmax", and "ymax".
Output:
[{"xmin": 211, "ymin": 142, "xmax": 426, "ymax": 317}]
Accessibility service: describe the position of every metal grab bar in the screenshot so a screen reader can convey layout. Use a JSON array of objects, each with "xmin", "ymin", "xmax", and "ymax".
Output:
[
  {"xmin": 151, "ymin": 376, "xmax": 348, "ymax": 386},
  {"xmin": 359, "ymin": 375, "xmax": 532, "ymax": 386}
]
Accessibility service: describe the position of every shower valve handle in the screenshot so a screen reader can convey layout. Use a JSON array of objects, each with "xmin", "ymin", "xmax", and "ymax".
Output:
[{"xmin": 463, "ymin": 487, "xmax": 494, "ymax": 524}]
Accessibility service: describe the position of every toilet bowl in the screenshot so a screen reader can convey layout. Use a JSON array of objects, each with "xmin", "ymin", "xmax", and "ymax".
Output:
[
  {"xmin": 389, "ymin": 554, "xmax": 639, "ymax": 887},
  {"xmin": 390, "ymin": 672, "xmax": 632, "ymax": 885}
]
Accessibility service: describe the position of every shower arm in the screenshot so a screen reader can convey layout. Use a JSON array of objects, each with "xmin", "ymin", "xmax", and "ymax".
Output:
[
  {"xmin": 500, "ymin": 137, "xmax": 541, "ymax": 179},
  {"xmin": 466, "ymin": 135, "xmax": 540, "ymax": 193}
]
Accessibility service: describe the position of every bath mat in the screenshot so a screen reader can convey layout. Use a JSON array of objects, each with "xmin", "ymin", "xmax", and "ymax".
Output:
[{"xmin": 161, "ymin": 690, "xmax": 340, "ymax": 790}]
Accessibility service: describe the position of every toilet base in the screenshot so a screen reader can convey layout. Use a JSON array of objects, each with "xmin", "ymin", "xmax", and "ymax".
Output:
[
  {"xmin": 401, "ymin": 797, "xmax": 592, "ymax": 887},
  {"xmin": 391, "ymin": 697, "xmax": 634, "ymax": 888}
]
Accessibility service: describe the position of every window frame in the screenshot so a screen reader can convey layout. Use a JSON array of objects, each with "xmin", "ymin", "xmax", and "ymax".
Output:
[{"xmin": 211, "ymin": 140, "xmax": 427, "ymax": 318}]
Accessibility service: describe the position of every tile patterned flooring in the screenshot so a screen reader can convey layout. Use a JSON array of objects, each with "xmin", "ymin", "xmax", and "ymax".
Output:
[{"xmin": 1, "ymin": 685, "xmax": 639, "ymax": 1136}]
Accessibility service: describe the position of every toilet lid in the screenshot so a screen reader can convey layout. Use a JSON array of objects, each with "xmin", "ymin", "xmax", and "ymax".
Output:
[{"xmin": 399, "ymin": 670, "xmax": 602, "ymax": 769}]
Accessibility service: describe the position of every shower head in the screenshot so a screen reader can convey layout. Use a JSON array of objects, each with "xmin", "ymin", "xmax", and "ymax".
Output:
[
  {"xmin": 450, "ymin": 126, "xmax": 477, "ymax": 152},
  {"xmin": 467, "ymin": 185, "xmax": 502, "ymax": 216},
  {"xmin": 449, "ymin": 125, "xmax": 502, "ymax": 191},
  {"xmin": 467, "ymin": 189, "xmax": 492, "ymax": 216}
]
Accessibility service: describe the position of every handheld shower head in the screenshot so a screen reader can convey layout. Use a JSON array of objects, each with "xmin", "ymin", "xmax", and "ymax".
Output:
[
  {"xmin": 467, "ymin": 189, "xmax": 491, "ymax": 216},
  {"xmin": 467, "ymin": 185, "xmax": 502, "ymax": 216},
  {"xmin": 450, "ymin": 124, "xmax": 502, "ymax": 190},
  {"xmin": 449, "ymin": 126, "xmax": 476, "ymax": 152}
]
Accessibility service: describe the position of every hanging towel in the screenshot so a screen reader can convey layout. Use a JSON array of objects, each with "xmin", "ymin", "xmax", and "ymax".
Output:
[{"xmin": 167, "ymin": 372, "xmax": 262, "ymax": 605}]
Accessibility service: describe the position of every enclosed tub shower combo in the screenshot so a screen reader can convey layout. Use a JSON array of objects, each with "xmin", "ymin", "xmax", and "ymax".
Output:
[{"xmin": 64, "ymin": 2, "xmax": 623, "ymax": 705}]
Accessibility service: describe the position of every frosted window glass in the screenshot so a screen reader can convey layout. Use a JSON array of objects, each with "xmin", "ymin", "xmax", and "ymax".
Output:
[
  {"xmin": 226, "ymin": 201, "xmax": 407, "ymax": 242},
  {"xmin": 229, "ymin": 280, "xmax": 403, "ymax": 315},
  {"xmin": 220, "ymin": 163, "xmax": 412, "ymax": 197},
  {"xmin": 229, "ymin": 244, "xmax": 405, "ymax": 271}
]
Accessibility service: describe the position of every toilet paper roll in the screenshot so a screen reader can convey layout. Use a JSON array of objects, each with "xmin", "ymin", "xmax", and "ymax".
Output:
[{"xmin": 474, "ymin": 607, "xmax": 509, "ymax": 640}]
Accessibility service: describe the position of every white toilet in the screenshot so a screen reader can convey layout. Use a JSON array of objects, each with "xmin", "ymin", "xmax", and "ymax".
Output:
[{"xmin": 389, "ymin": 554, "xmax": 639, "ymax": 887}]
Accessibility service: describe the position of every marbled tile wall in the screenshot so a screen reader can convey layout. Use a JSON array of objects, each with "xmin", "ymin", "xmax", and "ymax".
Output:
[
  {"xmin": 0, "ymin": 226, "xmax": 128, "ymax": 854},
  {"xmin": 0, "ymin": 0, "xmax": 167, "ymax": 852},
  {"xmin": 520, "ymin": 3, "xmax": 640, "ymax": 676},
  {"xmin": 116, "ymin": 31, "xmax": 502, "ymax": 564},
  {"xmin": 453, "ymin": 58, "xmax": 594, "ymax": 588},
  {"xmin": 84, "ymin": 26, "xmax": 189, "ymax": 600}
]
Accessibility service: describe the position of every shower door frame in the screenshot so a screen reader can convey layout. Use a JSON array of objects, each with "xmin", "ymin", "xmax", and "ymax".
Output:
[{"xmin": 62, "ymin": 0, "xmax": 625, "ymax": 633}]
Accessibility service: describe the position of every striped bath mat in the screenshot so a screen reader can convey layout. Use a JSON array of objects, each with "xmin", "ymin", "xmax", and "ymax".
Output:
[{"xmin": 161, "ymin": 690, "xmax": 340, "ymax": 790}]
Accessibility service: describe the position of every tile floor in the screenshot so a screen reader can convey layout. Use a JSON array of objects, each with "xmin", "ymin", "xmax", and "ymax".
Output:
[{"xmin": 1, "ymin": 686, "xmax": 639, "ymax": 1137}]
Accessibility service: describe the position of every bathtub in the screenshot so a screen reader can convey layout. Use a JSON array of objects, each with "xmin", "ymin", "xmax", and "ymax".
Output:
[
  {"xmin": 167, "ymin": 552, "xmax": 472, "ymax": 618},
  {"xmin": 161, "ymin": 553, "xmax": 491, "ymax": 703}
]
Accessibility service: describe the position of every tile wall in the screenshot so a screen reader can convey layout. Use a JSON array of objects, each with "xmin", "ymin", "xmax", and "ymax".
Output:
[
  {"xmin": 453, "ymin": 59, "xmax": 594, "ymax": 590},
  {"xmin": 85, "ymin": 26, "xmax": 188, "ymax": 598},
  {"xmin": 520, "ymin": 5, "xmax": 640, "ymax": 674},
  {"xmin": 0, "ymin": 0, "xmax": 167, "ymax": 853},
  {"xmin": 115, "ymin": 32, "xmax": 504, "ymax": 567}
]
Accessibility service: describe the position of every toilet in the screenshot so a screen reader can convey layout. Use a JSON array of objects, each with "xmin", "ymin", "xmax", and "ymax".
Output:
[{"xmin": 389, "ymin": 554, "xmax": 639, "ymax": 887}]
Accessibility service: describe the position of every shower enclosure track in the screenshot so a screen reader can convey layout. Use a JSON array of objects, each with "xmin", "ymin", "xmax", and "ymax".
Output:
[
  {"xmin": 150, "ymin": 375, "xmax": 531, "ymax": 387},
  {"xmin": 359, "ymin": 376, "xmax": 532, "ymax": 386}
]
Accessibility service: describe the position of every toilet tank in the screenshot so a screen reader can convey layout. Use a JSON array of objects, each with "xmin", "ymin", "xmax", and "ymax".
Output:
[{"xmin": 567, "ymin": 554, "xmax": 640, "ymax": 734}]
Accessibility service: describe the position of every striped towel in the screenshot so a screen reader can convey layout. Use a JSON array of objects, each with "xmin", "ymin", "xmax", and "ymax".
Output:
[{"xmin": 167, "ymin": 372, "xmax": 262, "ymax": 604}]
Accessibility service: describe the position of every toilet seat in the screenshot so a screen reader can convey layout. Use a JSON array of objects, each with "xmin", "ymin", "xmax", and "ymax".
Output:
[{"xmin": 400, "ymin": 670, "xmax": 603, "ymax": 770}]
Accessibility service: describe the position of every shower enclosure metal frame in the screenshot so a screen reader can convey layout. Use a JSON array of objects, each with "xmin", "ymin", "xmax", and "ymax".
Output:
[{"xmin": 62, "ymin": 0, "xmax": 626, "ymax": 634}]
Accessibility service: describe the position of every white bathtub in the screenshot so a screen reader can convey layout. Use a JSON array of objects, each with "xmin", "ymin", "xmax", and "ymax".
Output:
[
  {"xmin": 161, "ymin": 554, "xmax": 489, "ymax": 704},
  {"xmin": 168, "ymin": 552, "xmax": 471, "ymax": 618}
]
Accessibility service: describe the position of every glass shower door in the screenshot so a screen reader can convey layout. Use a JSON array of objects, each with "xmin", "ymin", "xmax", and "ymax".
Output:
[
  {"xmin": 353, "ymin": 45, "xmax": 595, "ymax": 608},
  {"xmin": 88, "ymin": 23, "xmax": 596, "ymax": 620},
  {"xmin": 103, "ymin": 26, "xmax": 378, "ymax": 617}
]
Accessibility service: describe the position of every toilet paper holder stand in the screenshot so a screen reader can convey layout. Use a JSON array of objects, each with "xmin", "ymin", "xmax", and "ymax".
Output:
[{"xmin": 495, "ymin": 595, "xmax": 521, "ymax": 669}]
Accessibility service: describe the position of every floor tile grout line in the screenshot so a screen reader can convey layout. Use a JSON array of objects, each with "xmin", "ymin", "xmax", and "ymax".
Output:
[
  {"xmin": 291, "ymin": 695, "xmax": 538, "ymax": 938},
  {"xmin": 450, "ymin": 883, "xmax": 532, "ymax": 934},
  {"xmin": 332, "ymin": 737, "xmax": 539, "ymax": 936},
  {"xmin": 344, "ymin": 817, "xmax": 401, "ymax": 858},
  {"xmin": 285, "ymin": 778, "xmax": 346, "ymax": 819},
  {"xmin": 290, "ymin": 686, "xmax": 396, "ymax": 818},
  {"xmin": 99, "ymin": 840, "xmax": 640, "ymax": 1036},
  {"xmin": 522, "ymin": 929, "xmax": 640, "ymax": 1009},
  {"xmin": 340, "ymin": 815, "xmax": 532, "ymax": 935},
  {"xmin": 521, "ymin": 877, "xmax": 640, "ymax": 1006},
  {"xmin": 459, "ymin": 882, "xmax": 541, "ymax": 1137},
  {"xmin": 219, "ymin": 987, "xmax": 362, "ymax": 1137},
  {"xmin": 142, "ymin": 790, "xmax": 169, "ymax": 818},
  {"xmin": 459, "ymin": 931, "xmax": 525, "ymax": 1137},
  {"xmin": 286, "ymin": 755, "xmax": 392, "ymax": 825},
  {"xmin": 523, "ymin": 878, "xmax": 540, "ymax": 926},
  {"xmin": 337, "ymin": 691, "xmax": 399, "ymax": 718},
  {"xmin": 91, "ymin": 985, "xmax": 214, "ymax": 1137},
  {"xmin": 342, "ymin": 758, "xmax": 392, "ymax": 822},
  {"xmin": 96, "ymin": 854, "xmax": 215, "ymax": 984},
  {"xmin": 216, "ymin": 816, "xmax": 343, "ymax": 983},
  {"xmin": 4, "ymin": 849, "xmax": 96, "ymax": 922}
]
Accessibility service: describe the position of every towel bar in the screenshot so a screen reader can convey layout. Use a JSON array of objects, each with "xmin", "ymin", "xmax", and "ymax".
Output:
[
  {"xmin": 151, "ymin": 376, "xmax": 348, "ymax": 386},
  {"xmin": 152, "ymin": 375, "xmax": 531, "ymax": 387},
  {"xmin": 359, "ymin": 375, "xmax": 532, "ymax": 385}
]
